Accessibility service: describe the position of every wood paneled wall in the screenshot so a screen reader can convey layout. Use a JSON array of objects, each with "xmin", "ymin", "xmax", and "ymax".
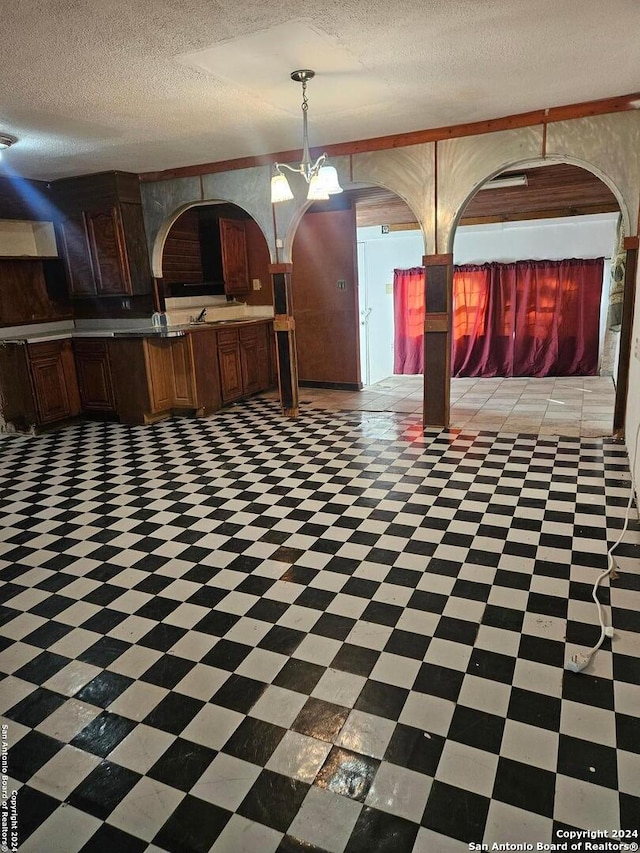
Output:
[
  {"xmin": 0, "ymin": 260, "xmax": 70, "ymax": 325},
  {"xmin": 291, "ymin": 208, "xmax": 361, "ymax": 387},
  {"xmin": 0, "ymin": 178, "xmax": 73, "ymax": 326},
  {"xmin": 354, "ymin": 163, "xmax": 619, "ymax": 229},
  {"xmin": 161, "ymin": 208, "xmax": 203, "ymax": 286}
]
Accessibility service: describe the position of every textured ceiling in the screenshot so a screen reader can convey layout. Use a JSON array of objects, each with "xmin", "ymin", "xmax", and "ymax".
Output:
[{"xmin": 2, "ymin": 0, "xmax": 640, "ymax": 180}]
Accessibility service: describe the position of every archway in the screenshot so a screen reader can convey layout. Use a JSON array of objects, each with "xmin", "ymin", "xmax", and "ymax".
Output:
[
  {"xmin": 281, "ymin": 182, "xmax": 428, "ymax": 414},
  {"xmin": 155, "ymin": 200, "xmax": 272, "ymax": 316},
  {"xmin": 445, "ymin": 159, "xmax": 629, "ymax": 437}
]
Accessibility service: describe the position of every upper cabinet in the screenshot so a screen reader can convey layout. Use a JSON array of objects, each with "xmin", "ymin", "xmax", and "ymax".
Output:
[
  {"xmin": 52, "ymin": 172, "xmax": 152, "ymax": 298},
  {"xmin": 219, "ymin": 218, "xmax": 250, "ymax": 295},
  {"xmin": 85, "ymin": 207, "xmax": 129, "ymax": 295}
]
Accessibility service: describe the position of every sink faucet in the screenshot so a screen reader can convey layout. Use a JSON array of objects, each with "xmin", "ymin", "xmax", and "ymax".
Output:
[{"xmin": 191, "ymin": 308, "xmax": 207, "ymax": 323}]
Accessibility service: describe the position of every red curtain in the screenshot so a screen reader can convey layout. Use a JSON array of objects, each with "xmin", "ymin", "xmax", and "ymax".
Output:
[
  {"xmin": 394, "ymin": 258, "xmax": 605, "ymax": 378},
  {"xmin": 452, "ymin": 259, "xmax": 604, "ymax": 377},
  {"xmin": 393, "ymin": 267, "xmax": 425, "ymax": 374},
  {"xmin": 451, "ymin": 264, "xmax": 515, "ymax": 377}
]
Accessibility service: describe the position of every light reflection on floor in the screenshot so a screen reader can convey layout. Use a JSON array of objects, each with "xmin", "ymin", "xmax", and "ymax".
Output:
[{"xmin": 264, "ymin": 376, "xmax": 615, "ymax": 438}]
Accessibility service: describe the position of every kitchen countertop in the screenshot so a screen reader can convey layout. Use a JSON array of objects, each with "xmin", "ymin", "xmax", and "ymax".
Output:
[{"xmin": 0, "ymin": 315, "xmax": 273, "ymax": 344}]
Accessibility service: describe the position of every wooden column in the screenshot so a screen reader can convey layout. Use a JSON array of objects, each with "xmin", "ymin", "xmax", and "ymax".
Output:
[
  {"xmin": 422, "ymin": 253, "xmax": 452, "ymax": 428},
  {"xmin": 269, "ymin": 263, "xmax": 299, "ymax": 418},
  {"xmin": 613, "ymin": 236, "xmax": 639, "ymax": 435}
]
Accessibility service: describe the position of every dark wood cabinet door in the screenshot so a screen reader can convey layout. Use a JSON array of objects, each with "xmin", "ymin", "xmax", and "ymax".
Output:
[
  {"xmin": 74, "ymin": 340, "xmax": 115, "ymax": 412},
  {"xmin": 119, "ymin": 202, "xmax": 153, "ymax": 295},
  {"xmin": 170, "ymin": 336, "xmax": 195, "ymax": 407},
  {"xmin": 219, "ymin": 218, "xmax": 250, "ymax": 295},
  {"xmin": 239, "ymin": 326, "xmax": 260, "ymax": 395},
  {"xmin": 28, "ymin": 340, "xmax": 79, "ymax": 424},
  {"xmin": 144, "ymin": 339, "xmax": 174, "ymax": 412},
  {"xmin": 59, "ymin": 213, "xmax": 95, "ymax": 296},
  {"xmin": 86, "ymin": 208, "xmax": 131, "ymax": 295},
  {"xmin": 217, "ymin": 329, "xmax": 243, "ymax": 402},
  {"xmin": 256, "ymin": 323, "xmax": 272, "ymax": 391}
]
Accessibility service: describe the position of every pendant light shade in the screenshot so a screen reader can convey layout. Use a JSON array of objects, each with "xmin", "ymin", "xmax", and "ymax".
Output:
[
  {"xmin": 316, "ymin": 165, "xmax": 343, "ymax": 195},
  {"xmin": 270, "ymin": 172, "xmax": 294, "ymax": 203},
  {"xmin": 306, "ymin": 173, "xmax": 330, "ymax": 201}
]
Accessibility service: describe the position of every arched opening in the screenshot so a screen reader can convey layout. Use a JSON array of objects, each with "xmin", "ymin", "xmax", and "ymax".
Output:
[
  {"xmin": 279, "ymin": 183, "xmax": 427, "ymax": 415},
  {"xmin": 447, "ymin": 161, "xmax": 624, "ymax": 437},
  {"xmin": 154, "ymin": 200, "xmax": 272, "ymax": 318}
]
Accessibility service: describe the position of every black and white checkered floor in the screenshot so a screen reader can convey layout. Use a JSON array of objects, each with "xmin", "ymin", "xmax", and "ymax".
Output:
[{"xmin": 1, "ymin": 399, "xmax": 639, "ymax": 853}]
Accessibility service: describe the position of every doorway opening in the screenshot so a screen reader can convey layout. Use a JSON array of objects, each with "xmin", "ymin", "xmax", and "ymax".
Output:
[
  {"xmin": 448, "ymin": 163, "xmax": 621, "ymax": 437},
  {"xmin": 156, "ymin": 200, "xmax": 272, "ymax": 319},
  {"xmin": 345, "ymin": 165, "xmax": 622, "ymax": 435}
]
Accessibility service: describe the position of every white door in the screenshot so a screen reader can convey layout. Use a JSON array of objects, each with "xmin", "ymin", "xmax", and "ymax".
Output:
[
  {"xmin": 357, "ymin": 238, "xmax": 395, "ymax": 386},
  {"xmin": 357, "ymin": 227, "xmax": 424, "ymax": 386},
  {"xmin": 357, "ymin": 242, "xmax": 370, "ymax": 385}
]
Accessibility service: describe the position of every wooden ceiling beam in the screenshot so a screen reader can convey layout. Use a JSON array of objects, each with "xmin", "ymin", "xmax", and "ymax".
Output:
[{"xmin": 140, "ymin": 92, "xmax": 640, "ymax": 183}]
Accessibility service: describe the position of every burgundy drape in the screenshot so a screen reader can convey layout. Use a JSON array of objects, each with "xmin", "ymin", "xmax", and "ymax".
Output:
[
  {"xmin": 393, "ymin": 267, "xmax": 425, "ymax": 374},
  {"xmin": 452, "ymin": 259, "xmax": 604, "ymax": 377},
  {"xmin": 393, "ymin": 258, "xmax": 605, "ymax": 378}
]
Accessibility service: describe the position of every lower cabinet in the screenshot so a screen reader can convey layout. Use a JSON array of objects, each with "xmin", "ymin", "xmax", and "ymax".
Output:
[
  {"xmin": 0, "ymin": 321, "xmax": 274, "ymax": 431},
  {"xmin": 0, "ymin": 339, "xmax": 80, "ymax": 429},
  {"xmin": 73, "ymin": 339, "xmax": 116, "ymax": 412},
  {"xmin": 108, "ymin": 337, "xmax": 189, "ymax": 423},
  {"xmin": 218, "ymin": 322, "xmax": 271, "ymax": 403},
  {"xmin": 239, "ymin": 324, "xmax": 269, "ymax": 396},
  {"xmin": 28, "ymin": 340, "xmax": 81, "ymax": 424},
  {"xmin": 109, "ymin": 331, "xmax": 224, "ymax": 423},
  {"xmin": 217, "ymin": 329, "xmax": 244, "ymax": 403},
  {"xmin": 144, "ymin": 339, "xmax": 176, "ymax": 414}
]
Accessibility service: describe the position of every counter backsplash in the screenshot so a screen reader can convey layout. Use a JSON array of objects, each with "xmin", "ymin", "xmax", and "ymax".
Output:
[{"xmin": 164, "ymin": 296, "xmax": 273, "ymax": 327}]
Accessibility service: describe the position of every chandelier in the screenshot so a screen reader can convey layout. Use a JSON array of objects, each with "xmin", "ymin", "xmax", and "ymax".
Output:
[{"xmin": 270, "ymin": 70, "xmax": 343, "ymax": 204}]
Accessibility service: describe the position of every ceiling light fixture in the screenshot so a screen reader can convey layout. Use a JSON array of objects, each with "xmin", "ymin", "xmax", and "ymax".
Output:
[
  {"xmin": 271, "ymin": 70, "xmax": 343, "ymax": 204},
  {"xmin": 0, "ymin": 133, "xmax": 18, "ymax": 159},
  {"xmin": 479, "ymin": 174, "xmax": 528, "ymax": 190}
]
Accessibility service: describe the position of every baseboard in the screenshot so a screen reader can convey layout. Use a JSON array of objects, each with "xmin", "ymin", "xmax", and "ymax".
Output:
[{"xmin": 299, "ymin": 380, "xmax": 363, "ymax": 392}]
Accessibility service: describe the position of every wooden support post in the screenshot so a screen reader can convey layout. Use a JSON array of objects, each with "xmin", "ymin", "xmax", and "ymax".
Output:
[
  {"xmin": 269, "ymin": 263, "xmax": 299, "ymax": 418},
  {"xmin": 613, "ymin": 237, "xmax": 639, "ymax": 434},
  {"xmin": 422, "ymin": 253, "xmax": 452, "ymax": 428}
]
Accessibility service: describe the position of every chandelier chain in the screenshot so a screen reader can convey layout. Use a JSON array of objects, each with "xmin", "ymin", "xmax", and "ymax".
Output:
[{"xmin": 270, "ymin": 69, "xmax": 342, "ymax": 202}]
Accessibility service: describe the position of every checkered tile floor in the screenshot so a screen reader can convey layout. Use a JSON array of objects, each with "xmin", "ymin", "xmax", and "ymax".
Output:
[{"xmin": 1, "ymin": 399, "xmax": 639, "ymax": 853}]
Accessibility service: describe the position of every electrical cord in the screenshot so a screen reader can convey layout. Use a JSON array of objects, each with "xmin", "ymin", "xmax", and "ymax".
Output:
[{"xmin": 566, "ymin": 416, "xmax": 640, "ymax": 673}]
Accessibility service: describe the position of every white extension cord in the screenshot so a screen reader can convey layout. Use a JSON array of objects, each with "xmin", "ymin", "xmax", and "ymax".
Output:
[{"xmin": 566, "ymin": 417, "xmax": 640, "ymax": 674}]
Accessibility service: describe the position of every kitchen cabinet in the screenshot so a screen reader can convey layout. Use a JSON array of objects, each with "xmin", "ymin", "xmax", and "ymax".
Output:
[
  {"xmin": 217, "ymin": 328, "xmax": 244, "ymax": 403},
  {"xmin": 85, "ymin": 207, "xmax": 130, "ymax": 295},
  {"xmin": 73, "ymin": 339, "xmax": 116, "ymax": 412},
  {"xmin": 0, "ymin": 339, "xmax": 80, "ymax": 430},
  {"xmin": 52, "ymin": 173, "xmax": 152, "ymax": 299},
  {"xmin": 0, "ymin": 320, "xmax": 273, "ymax": 432},
  {"xmin": 109, "ymin": 331, "xmax": 221, "ymax": 423},
  {"xmin": 109, "ymin": 337, "xmax": 175, "ymax": 423},
  {"xmin": 217, "ymin": 321, "xmax": 271, "ymax": 403},
  {"xmin": 239, "ymin": 323, "xmax": 269, "ymax": 395},
  {"xmin": 59, "ymin": 213, "xmax": 95, "ymax": 296},
  {"xmin": 170, "ymin": 335, "xmax": 196, "ymax": 407},
  {"xmin": 144, "ymin": 339, "xmax": 175, "ymax": 413},
  {"xmin": 219, "ymin": 218, "xmax": 250, "ymax": 296},
  {"xmin": 28, "ymin": 340, "xmax": 80, "ymax": 424}
]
